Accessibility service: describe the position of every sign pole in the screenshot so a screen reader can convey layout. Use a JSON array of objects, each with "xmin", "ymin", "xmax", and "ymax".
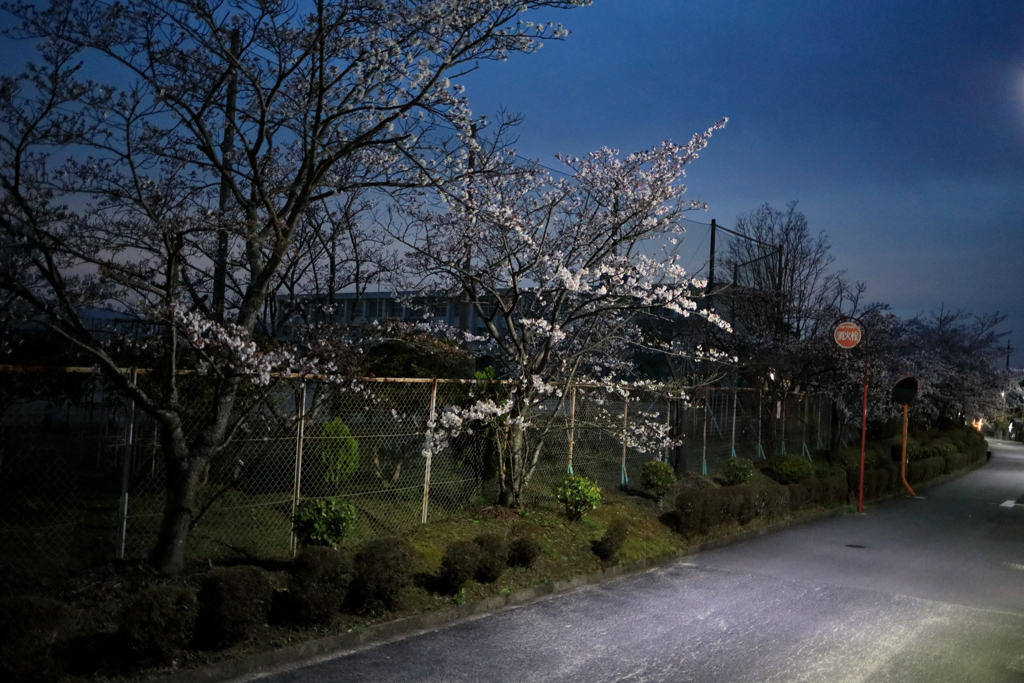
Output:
[
  {"xmin": 859, "ymin": 368, "xmax": 867, "ymax": 513},
  {"xmin": 834, "ymin": 320, "xmax": 866, "ymax": 512}
]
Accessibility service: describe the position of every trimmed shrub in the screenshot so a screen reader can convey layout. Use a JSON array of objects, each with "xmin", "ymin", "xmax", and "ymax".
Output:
[
  {"xmin": 554, "ymin": 474, "xmax": 601, "ymax": 521},
  {"xmin": 591, "ymin": 518, "xmax": 629, "ymax": 562},
  {"xmin": 0, "ymin": 595, "xmax": 76, "ymax": 681},
  {"xmin": 750, "ymin": 484, "xmax": 790, "ymax": 518},
  {"xmin": 804, "ymin": 478, "xmax": 824, "ymax": 505},
  {"xmin": 439, "ymin": 540, "xmax": 481, "ymax": 595},
  {"xmin": 720, "ymin": 458, "xmax": 755, "ymax": 486},
  {"xmin": 639, "ymin": 460, "xmax": 676, "ymax": 501},
  {"xmin": 763, "ymin": 455, "xmax": 814, "ymax": 485},
  {"xmin": 120, "ymin": 586, "xmax": 198, "ymax": 664},
  {"xmin": 347, "ymin": 537, "xmax": 418, "ymax": 613},
  {"xmin": 196, "ymin": 566, "xmax": 274, "ymax": 649},
  {"xmin": 473, "ymin": 534, "xmax": 508, "ymax": 584},
  {"xmin": 507, "ymin": 535, "xmax": 542, "ymax": 568},
  {"xmin": 280, "ymin": 547, "xmax": 352, "ymax": 626},
  {"xmin": 907, "ymin": 456, "xmax": 945, "ymax": 484},
  {"xmin": 787, "ymin": 482, "xmax": 808, "ymax": 510},
  {"xmin": 292, "ymin": 497, "xmax": 357, "ymax": 549}
]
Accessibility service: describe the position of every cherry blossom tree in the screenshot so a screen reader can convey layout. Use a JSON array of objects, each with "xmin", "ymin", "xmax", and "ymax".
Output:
[
  {"xmin": 0, "ymin": 0, "xmax": 589, "ymax": 573},
  {"xmin": 390, "ymin": 121, "xmax": 729, "ymax": 506}
]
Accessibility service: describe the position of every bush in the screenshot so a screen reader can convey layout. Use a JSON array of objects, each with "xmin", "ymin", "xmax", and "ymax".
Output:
[
  {"xmin": 591, "ymin": 518, "xmax": 629, "ymax": 562},
  {"xmin": 317, "ymin": 418, "xmax": 359, "ymax": 487},
  {"xmin": 0, "ymin": 595, "xmax": 76, "ymax": 681},
  {"xmin": 120, "ymin": 586, "xmax": 198, "ymax": 663},
  {"xmin": 507, "ymin": 535, "xmax": 542, "ymax": 568},
  {"xmin": 720, "ymin": 458, "xmax": 755, "ymax": 486},
  {"xmin": 438, "ymin": 540, "xmax": 481, "ymax": 595},
  {"xmin": 554, "ymin": 474, "xmax": 601, "ymax": 521},
  {"xmin": 750, "ymin": 484, "xmax": 790, "ymax": 518},
  {"xmin": 196, "ymin": 566, "xmax": 274, "ymax": 649},
  {"xmin": 638, "ymin": 460, "xmax": 676, "ymax": 501},
  {"xmin": 787, "ymin": 482, "xmax": 808, "ymax": 510},
  {"xmin": 279, "ymin": 547, "xmax": 352, "ymax": 626},
  {"xmin": 347, "ymin": 537, "xmax": 418, "ymax": 613},
  {"xmin": 292, "ymin": 498, "xmax": 357, "ymax": 548},
  {"xmin": 473, "ymin": 534, "xmax": 508, "ymax": 584},
  {"xmin": 763, "ymin": 455, "xmax": 813, "ymax": 485}
]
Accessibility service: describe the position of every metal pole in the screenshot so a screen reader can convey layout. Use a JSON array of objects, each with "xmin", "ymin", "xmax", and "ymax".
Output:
[
  {"xmin": 116, "ymin": 368, "xmax": 137, "ymax": 560},
  {"xmin": 422, "ymin": 379, "xmax": 438, "ymax": 523},
  {"xmin": 900, "ymin": 403, "xmax": 916, "ymax": 496},
  {"xmin": 567, "ymin": 385, "xmax": 576, "ymax": 475},
  {"xmin": 858, "ymin": 374, "xmax": 868, "ymax": 513},
  {"xmin": 730, "ymin": 388, "xmax": 738, "ymax": 458},
  {"xmin": 701, "ymin": 391, "xmax": 708, "ymax": 476},
  {"xmin": 289, "ymin": 381, "xmax": 307, "ymax": 556},
  {"xmin": 757, "ymin": 392, "xmax": 764, "ymax": 459},
  {"xmin": 621, "ymin": 398, "xmax": 629, "ymax": 487}
]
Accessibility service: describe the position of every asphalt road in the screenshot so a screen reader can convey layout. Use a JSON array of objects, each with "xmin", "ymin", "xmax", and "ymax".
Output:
[{"xmin": 247, "ymin": 440, "xmax": 1024, "ymax": 683}]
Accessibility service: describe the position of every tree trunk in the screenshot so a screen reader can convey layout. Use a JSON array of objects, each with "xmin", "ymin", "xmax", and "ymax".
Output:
[{"xmin": 150, "ymin": 423, "xmax": 207, "ymax": 574}]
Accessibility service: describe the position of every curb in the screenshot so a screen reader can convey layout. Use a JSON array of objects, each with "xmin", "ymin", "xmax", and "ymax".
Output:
[
  {"xmin": 154, "ymin": 506, "xmax": 845, "ymax": 683},
  {"xmin": 156, "ymin": 454, "xmax": 987, "ymax": 683}
]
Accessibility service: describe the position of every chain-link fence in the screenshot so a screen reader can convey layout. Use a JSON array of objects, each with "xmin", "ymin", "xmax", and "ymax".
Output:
[{"xmin": 0, "ymin": 366, "xmax": 846, "ymax": 579}]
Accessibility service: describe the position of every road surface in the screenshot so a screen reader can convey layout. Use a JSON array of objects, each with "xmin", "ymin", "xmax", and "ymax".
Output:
[{"xmin": 247, "ymin": 439, "xmax": 1024, "ymax": 683}]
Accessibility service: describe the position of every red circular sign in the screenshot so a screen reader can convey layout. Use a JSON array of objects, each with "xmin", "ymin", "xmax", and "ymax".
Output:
[{"xmin": 834, "ymin": 321, "xmax": 862, "ymax": 349}]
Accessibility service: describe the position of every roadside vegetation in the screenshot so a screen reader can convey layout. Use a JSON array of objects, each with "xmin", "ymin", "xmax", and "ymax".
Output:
[{"xmin": 0, "ymin": 425, "xmax": 987, "ymax": 683}]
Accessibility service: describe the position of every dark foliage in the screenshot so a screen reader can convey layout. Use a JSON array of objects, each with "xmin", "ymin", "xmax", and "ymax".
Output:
[
  {"xmin": 719, "ymin": 458, "xmax": 755, "ymax": 486},
  {"xmin": 507, "ymin": 535, "xmax": 543, "ymax": 568},
  {"xmin": 638, "ymin": 460, "xmax": 676, "ymax": 501},
  {"xmin": 196, "ymin": 566, "xmax": 274, "ymax": 649},
  {"xmin": 347, "ymin": 537, "xmax": 418, "ymax": 613},
  {"xmin": 120, "ymin": 585, "xmax": 198, "ymax": 664},
  {"xmin": 0, "ymin": 595, "xmax": 76, "ymax": 682},
  {"xmin": 438, "ymin": 540, "xmax": 482, "ymax": 595},
  {"xmin": 675, "ymin": 483, "xmax": 791, "ymax": 535},
  {"xmin": 473, "ymin": 534, "xmax": 508, "ymax": 583},
  {"xmin": 591, "ymin": 518, "xmax": 629, "ymax": 562},
  {"xmin": 278, "ymin": 547, "xmax": 352, "ymax": 626},
  {"xmin": 762, "ymin": 455, "xmax": 814, "ymax": 485}
]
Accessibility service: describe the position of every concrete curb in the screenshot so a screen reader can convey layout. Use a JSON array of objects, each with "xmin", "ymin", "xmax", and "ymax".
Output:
[{"xmin": 156, "ymin": 455, "xmax": 988, "ymax": 683}]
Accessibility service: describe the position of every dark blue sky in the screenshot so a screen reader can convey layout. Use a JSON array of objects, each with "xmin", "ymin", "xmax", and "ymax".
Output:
[{"xmin": 463, "ymin": 0, "xmax": 1024, "ymax": 362}]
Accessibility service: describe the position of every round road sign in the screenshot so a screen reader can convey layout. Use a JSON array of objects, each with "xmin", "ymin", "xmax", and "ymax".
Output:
[{"xmin": 834, "ymin": 321, "xmax": 862, "ymax": 349}]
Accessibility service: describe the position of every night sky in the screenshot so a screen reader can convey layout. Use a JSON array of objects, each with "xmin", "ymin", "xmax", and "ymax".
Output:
[
  {"xmin": 462, "ymin": 0, "xmax": 1024, "ymax": 363},
  {"xmin": 2, "ymin": 1, "xmax": 1022, "ymax": 360}
]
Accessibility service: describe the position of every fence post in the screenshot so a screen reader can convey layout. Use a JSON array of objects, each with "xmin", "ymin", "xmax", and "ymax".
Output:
[
  {"xmin": 567, "ymin": 385, "xmax": 576, "ymax": 475},
  {"xmin": 757, "ymin": 392, "xmax": 765, "ymax": 459},
  {"xmin": 620, "ymin": 397, "xmax": 629, "ymax": 487},
  {"xmin": 421, "ymin": 379, "xmax": 438, "ymax": 524},
  {"xmin": 701, "ymin": 390, "xmax": 708, "ymax": 476},
  {"xmin": 730, "ymin": 388, "xmax": 738, "ymax": 458},
  {"xmin": 802, "ymin": 394, "xmax": 812, "ymax": 460},
  {"xmin": 116, "ymin": 367, "xmax": 137, "ymax": 560},
  {"xmin": 289, "ymin": 381, "xmax": 307, "ymax": 556},
  {"xmin": 664, "ymin": 395, "xmax": 672, "ymax": 463}
]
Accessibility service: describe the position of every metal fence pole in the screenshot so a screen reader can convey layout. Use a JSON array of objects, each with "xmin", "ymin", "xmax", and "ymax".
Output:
[
  {"xmin": 116, "ymin": 367, "xmax": 137, "ymax": 560},
  {"xmin": 701, "ymin": 390, "xmax": 708, "ymax": 476},
  {"xmin": 421, "ymin": 379, "xmax": 438, "ymax": 524},
  {"xmin": 730, "ymin": 388, "xmax": 738, "ymax": 458},
  {"xmin": 289, "ymin": 381, "xmax": 307, "ymax": 556},
  {"xmin": 757, "ymin": 392, "xmax": 765, "ymax": 459},
  {"xmin": 567, "ymin": 385, "xmax": 576, "ymax": 475},
  {"xmin": 620, "ymin": 398, "xmax": 629, "ymax": 486}
]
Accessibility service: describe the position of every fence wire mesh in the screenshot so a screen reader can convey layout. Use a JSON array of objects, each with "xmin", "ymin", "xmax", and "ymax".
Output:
[{"xmin": 0, "ymin": 366, "xmax": 846, "ymax": 579}]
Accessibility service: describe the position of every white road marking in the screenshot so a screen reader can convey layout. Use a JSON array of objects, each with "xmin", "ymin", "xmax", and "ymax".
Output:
[{"xmin": 999, "ymin": 499, "xmax": 1018, "ymax": 508}]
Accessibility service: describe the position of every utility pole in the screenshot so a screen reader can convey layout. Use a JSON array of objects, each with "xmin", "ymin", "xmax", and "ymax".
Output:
[
  {"xmin": 706, "ymin": 219, "xmax": 716, "ymax": 310},
  {"xmin": 212, "ymin": 29, "xmax": 240, "ymax": 324}
]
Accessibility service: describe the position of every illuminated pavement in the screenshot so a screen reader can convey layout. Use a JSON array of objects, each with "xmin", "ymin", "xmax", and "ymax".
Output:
[{"xmin": 247, "ymin": 441, "xmax": 1024, "ymax": 683}]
